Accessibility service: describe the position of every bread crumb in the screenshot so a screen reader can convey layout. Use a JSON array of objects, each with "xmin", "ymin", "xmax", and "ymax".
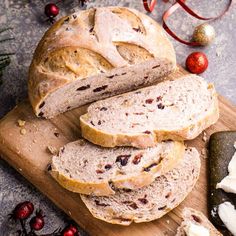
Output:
[
  {"xmin": 166, "ymin": 220, "xmax": 170, "ymax": 224},
  {"xmin": 47, "ymin": 145, "xmax": 58, "ymax": 155},
  {"xmin": 33, "ymin": 139, "xmax": 37, "ymax": 143},
  {"xmin": 216, "ymin": 49, "xmax": 221, "ymax": 57},
  {"xmin": 68, "ymin": 210, "xmax": 72, "ymax": 216},
  {"xmin": 202, "ymin": 131, "xmax": 207, "ymax": 142},
  {"xmin": 20, "ymin": 128, "xmax": 26, "ymax": 135},
  {"xmin": 201, "ymin": 148, "xmax": 208, "ymax": 158},
  {"xmin": 17, "ymin": 119, "xmax": 26, "ymax": 127}
]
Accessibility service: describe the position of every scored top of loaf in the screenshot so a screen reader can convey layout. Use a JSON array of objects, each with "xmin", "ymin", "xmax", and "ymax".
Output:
[{"xmin": 28, "ymin": 7, "xmax": 176, "ymax": 114}]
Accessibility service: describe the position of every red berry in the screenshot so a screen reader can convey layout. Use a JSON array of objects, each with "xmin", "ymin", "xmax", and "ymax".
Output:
[
  {"xmin": 69, "ymin": 225, "xmax": 77, "ymax": 233},
  {"xmin": 185, "ymin": 52, "xmax": 208, "ymax": 74},
  {"xmin": 62, "ymin": 229, "xmax": 74, "ymax": 236},
  {"xmin": 44, "ymin": 3, "xmax": 59, "ymax": 18},
  {"xmin": 30, "ymin": 210, "xmax": 45, "ymax": 231},
  {"xmin": 12, "ymin": 201, "xmax": 34, "ymax": 220},
  {"xmin": 62, "ymin": 225, "xmax": 78, "ymax": 236}
]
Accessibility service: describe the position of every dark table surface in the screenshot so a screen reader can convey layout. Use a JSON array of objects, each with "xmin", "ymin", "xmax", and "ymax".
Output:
[{"xmin": 0, "ymin": 1, "xmax": 235, "ymax": 235}]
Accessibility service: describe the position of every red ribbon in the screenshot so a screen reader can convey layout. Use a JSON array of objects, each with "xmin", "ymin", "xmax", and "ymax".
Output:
[
  {"xmin": 143, "ymin": 0, "xmax": 157, "ymax": 12},
  {"xmin": 143, "ymin": 0, "xmax": 232, "ymax": 46}
]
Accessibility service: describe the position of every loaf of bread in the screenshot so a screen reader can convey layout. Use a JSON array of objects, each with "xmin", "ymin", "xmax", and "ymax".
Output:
[
  {"xmin": 176, "ymin": 207, "xmax": 222, "ymax": 236},
  {"xmin": 80, "ymin": 147, "xmax": 200, "ymax": 225},
  {"xmin": 80, "ymin": 75, "xmax": 219, "ymax": 148},
  {"xmin": 28, "ymin": 7, "xmax": 176, "ymax": 118},
  {"xmin": 50, "ymin": 139, "xmax": 184, "ymax": 196}
]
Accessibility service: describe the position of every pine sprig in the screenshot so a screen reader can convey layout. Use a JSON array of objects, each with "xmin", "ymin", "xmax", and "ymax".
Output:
[
  {"xmin": 0, "ymin": 58, "xmax": 10, "ymax": 70},
  {"xmin": 0, "ymin": 52, "xmax": 15, "ymax": 57},
  {"xmin": 0, "ymin": 27, "xmax": 14, "ymax": 81},
  {"xmin": 0, "ymin": 27, "xmax": 13, "ymax": 34},
  {"xmin": 0, "ymin": 37, "xmax": 15, "ymax": 43}
]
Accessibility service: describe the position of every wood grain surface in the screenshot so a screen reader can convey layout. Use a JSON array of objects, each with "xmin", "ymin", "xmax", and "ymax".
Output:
[{"xmin": 0, "ymin": 68, "xmax": 235, "ymax": 236}]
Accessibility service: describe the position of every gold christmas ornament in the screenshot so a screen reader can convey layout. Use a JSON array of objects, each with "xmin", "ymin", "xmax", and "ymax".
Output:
[{"xmin": 192, "ymin": 23, "xmax": 216, "ymax": 46}]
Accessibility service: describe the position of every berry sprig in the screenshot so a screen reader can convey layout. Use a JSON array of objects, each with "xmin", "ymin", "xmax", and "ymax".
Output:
[
  {"xmin": 44, "ymin": 1, "xmax": 89, "ymax": 23},
  {"xmin": 9, "ymin": 201, "xmax": 80, "ymax": 236},
  {"xmin": 29, "ymin": 210, "xmax": 45, "ymax": 232},
  {"xmin": 44, "ymin": 3, "xmax": 60, "ymax": 23}
]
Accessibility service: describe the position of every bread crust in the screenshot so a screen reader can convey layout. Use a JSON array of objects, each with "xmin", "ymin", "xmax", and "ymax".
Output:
[
  {"xmin": 80, "ymin": 78, "xmax": 219, "ymax": 148},
  {"xmin": 28, "ymin": 7, "xmax": 176, "ymax": 118},
  {"xmin": 50, "ymin": 141, "xmax": 184, "ymax": 196},
  {"xmin": 176, "ymin": 207, "xmax": 223, "ymax": 236}
]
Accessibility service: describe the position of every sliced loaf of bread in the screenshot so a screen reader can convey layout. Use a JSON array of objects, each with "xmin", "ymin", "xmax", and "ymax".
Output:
[
  {"xmin": 176, "ymin": 207, "xmax": 222, "ymax": 236},
  {"xmin": 80, "ymin": 147, "xmax": 200, "ymax": 225},
  {"xmin": 28, "ymin": 7, "xmax": 176, "ymax": 118},
  {"xmin": 80, "ymin": 75, "xmax": 219, "ymax": 148},
  {"xmin": 50, "ymin": 139, "xmax": 184, "ymax": 196}
]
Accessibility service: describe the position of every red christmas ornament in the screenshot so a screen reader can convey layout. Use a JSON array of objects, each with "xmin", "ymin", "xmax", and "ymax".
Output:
[
  {"xmin": 185, "ymin": 52, "xmax": 208, "ymax": 74},
  {"xmin": 142, "ymin": 0, "xmax": 232, "ymax": 46},
  {"xmin": 12, "ymin": 201, "xmax": 34, "ymax": 220},
  {"xmin": 44, "ymin": 3, "xmax": 59, "ymax": 18},
  {"xmin": 29, "ymin": 210, "xmax": 45, "ymax": 231}
]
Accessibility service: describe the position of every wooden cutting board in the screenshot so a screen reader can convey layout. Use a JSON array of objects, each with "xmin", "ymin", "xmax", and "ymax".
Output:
[{"xmin": 0, "ymin": 68, "xmax": 235, "ymax": 236}]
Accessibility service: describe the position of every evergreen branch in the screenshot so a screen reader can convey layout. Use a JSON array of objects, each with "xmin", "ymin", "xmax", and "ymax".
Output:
[
  {"xmin": 0, "ymin": 55, "xmax": 11, "ymax": 76},
  {"xmin": 0, "ymin": 27, "xmax": 14, "ymax": 80},
  {"xmin": 0, "ymin": 27, "xmax": 13, "ymax": 34},
  {"xmin": 0, "ymin": 57, "xmax": 10, "ymax": 63},
  {"xmin": 0, "ymin": 56, "xmax": 10, "ymax": 64},
  {"xmin": 0, "ymin": 56, "xmax": 11, "ymax": 62},
  {"xmin": 0, "ymin": 52, "xmax": 15, "ymax": 57},
  {"xmin": 0, "ymin": 37, "xmax": 15, "ymax": 43},
  {"xmin": 0, "ymin": 61, "xmax": 11, "ymax": 70}
]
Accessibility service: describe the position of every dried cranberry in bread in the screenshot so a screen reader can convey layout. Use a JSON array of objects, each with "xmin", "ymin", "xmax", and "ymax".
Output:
[
  {"xmin": 176, "ymin": 207, "xmax": 222, "ymax": 236},
  {"xmin": 28, "ymin": 7, "xmax": 176, "ymax": 118},
  {"xmin": 50, "ymin": 139, "xmax": 184, "ymax": 196},
  {"xmin": 80, "ymin": 75, "xmax": 219, "ymax": 148},
  {"xmin": 80, "ymin": 147, "xmax": 200, "ymax": 225}
]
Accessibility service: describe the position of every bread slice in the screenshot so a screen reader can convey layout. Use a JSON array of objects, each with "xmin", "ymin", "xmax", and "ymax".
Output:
[
  {"xmin": 50, "ymin": 139, "xmax": 184, "ymax": 196},
  {"xmin": 80, "ymin": 75, "xmax": 219, "ymax": 148},
  {"xmin": 80, "ymin": 147, "xmax": 200, "ymax": 225},
  {"xmin": 176, "ymin": 207, "xmax": 222, "ymax": 236},
  {"xmin": 28, "ymin": 7, "xmax": 176, "ymax": 118}
]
